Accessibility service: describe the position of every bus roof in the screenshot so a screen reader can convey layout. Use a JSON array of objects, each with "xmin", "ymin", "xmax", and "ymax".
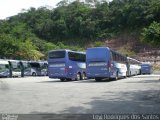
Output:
[
  {"xmin": 48, "ymin": 49, "xmax": 85, "ymax": 54},
  {"xmin": 0, "ymin": 59, "xmax": 9, "ymax": 64},
  {"xmin": 127, "ymin": 57, "xmax": 141, "ymax": 63},
  {"xmin": 87, "ymin": 47, "xmax": 126, "ymax": 57},
  {"xmin": 141, "ymin": 62, "xmax": 151, "ymax": 64},
  {"xmin": 8, "ymin": 59, "xmax": 20, "ymax": 62},
  {"xmin": 141, "ymin": 62, "xmax": 152, "ymax": 66},
  {"xmin": 87, "ymin": 47, "xmax": 110, "ymax": 50},
  {"xmin": 49, "ymin": 49, "xmax": 71, "ymax": 52},
  {"xmin": 20, "ymin": 60, "xmax": 29, "ymax": 63}
]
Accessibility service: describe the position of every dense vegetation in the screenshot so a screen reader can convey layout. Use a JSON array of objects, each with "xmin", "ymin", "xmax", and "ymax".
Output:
[{"xmin": 0, "ymin": 0, "xmax": 160, "ymax": 60}]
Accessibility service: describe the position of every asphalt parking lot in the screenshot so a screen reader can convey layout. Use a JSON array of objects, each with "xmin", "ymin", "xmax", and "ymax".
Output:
[{"xmin": 0, "ymin": 74, "xmax": 160, "ymax": 115}]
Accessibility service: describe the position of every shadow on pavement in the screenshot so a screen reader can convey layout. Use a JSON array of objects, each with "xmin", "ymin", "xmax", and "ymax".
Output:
[
  {"xmin": 73, "ymin": 79, "xmax": 116, "ymax": 83},
  {"xmin": 37, "ymin": 79, "xmax": 121, "ymax": 84},
  {"xmin": 132, "ymin": 75, "xmax": 160, "ymax": 78},
  {"xmin": 37, "ymin": 80, "xmax": 64, "ymax": 83},
  {"xmin": 126, "ymin": 79, "xmax": 160, "ymax": 84},
  {"xmin": 28, "ymin": 90, "xmax": 160, "ymax": 120},
  {"xmin": 25, "ymin": 113, "xmax": 92, "ymax": 120},
  {"xmin": 58, "ymin": 90, "xmax": 160, "ymax": 114}
]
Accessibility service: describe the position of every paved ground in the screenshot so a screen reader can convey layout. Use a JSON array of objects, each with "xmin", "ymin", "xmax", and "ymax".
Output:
[{"xmin": 0, "ymin": 74, "xmax": 160, "ymax": 114}]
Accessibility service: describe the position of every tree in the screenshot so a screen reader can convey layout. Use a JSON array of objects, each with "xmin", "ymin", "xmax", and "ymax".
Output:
[
  {"xmin": 0, "ymin": 0, "xmax": 160, "ymax": 60},
  {"xmin": 56, "ymin": 0, "xmax": 69, "ymax": 7},
  {"xmin": 0, "ymin": 34, "xmax": 20, "ymax": 59},
  {"xmin": 141, "ymin": 21, "xmax": 160, "ymax": 47},
  {"xmin": 19, "ymin": 39, "xmax": 44, "ymax": 60}
]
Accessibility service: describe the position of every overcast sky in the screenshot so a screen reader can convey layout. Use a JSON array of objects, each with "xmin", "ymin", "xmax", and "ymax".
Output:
[
  {"xmin": 0, "ymin": 0, "xmax": 112, "ymax": 20},
  {"xmin": 0, "ymin": 0, "xmax": 62, "ymax": 19}
]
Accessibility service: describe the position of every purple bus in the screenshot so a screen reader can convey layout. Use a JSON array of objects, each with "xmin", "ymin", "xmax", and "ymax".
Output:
[
  {"xmin": 141, "ymin": 62, "xmax": 153, "ymax": 74},
  {"xmin": 86, "ymin": 47, "xmax": 128, "ymax": 81},
  {"xmin": 48, "ymin": 49, "xmax": 86, "ymax": 81}
]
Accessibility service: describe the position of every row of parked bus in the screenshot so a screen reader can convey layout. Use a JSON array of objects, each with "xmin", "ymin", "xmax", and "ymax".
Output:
[
  {"xmin": 0, "ymin": 59, "xmax": 48, "ymax": 78},
  {"xmin": 48, "ymin": 47, "xmax": 153, "ymax": 81}
]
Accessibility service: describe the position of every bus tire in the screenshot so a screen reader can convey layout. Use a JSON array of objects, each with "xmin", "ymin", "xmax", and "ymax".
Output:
[
  {"xmin": 32, "ymin": 72, "xmax": 36, "ymax": 76},
  {"xmin": 60, "ymin": 78, "xmax": 65, "ymax": 82},
  {"xmin": 66, "ymin": 78, "xmax": 72, "ymax": 81},
  {"xmin": 115, "ymin": 72, "xmax": 119, "ymax": 80},
  {"xmin": 81, "ymin": 72, "xmax": 86, "ymax": 80},
  {"xmin": 75, "ymin": 73, "xmax": 81, "ymax": 81},
  {"xmin": 126, "ymin": 71, "xmax": 128, "ymax": 78},
  {"xmin": 135, "ymin": 71, "xmax": 137, "ymax": 76},
  {"xmin": 130, "ymin": 71, "xmax": 131, "ymax": 76},
  {"xmin": 139, "ymin": 70, "xmax": 142, "ymax": 75},
  {"xmin": 95, "ymin": 78, "xmax": 101, "ymax": 82}
]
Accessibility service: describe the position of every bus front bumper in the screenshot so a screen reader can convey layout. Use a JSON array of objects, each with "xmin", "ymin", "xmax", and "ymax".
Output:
[{"xmin": 86, "ymin": 73, "xmax": 110, "ymax": 78}]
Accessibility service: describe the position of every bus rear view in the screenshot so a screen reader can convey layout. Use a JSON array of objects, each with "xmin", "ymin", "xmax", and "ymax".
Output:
[
  {"xmin": 86, "ymin": 47, "xmax": 111, "ymax": 81},
  {"xmin": 141, "ymin": 63, "xmax": 152, "ymax": 74},
  {"xmin": 86, "ymin": 47, "xmax": 127, "ymax": 81},
  {"xmin": 48, "ymin": 50, "xmax": 67, "ymax": 80}
]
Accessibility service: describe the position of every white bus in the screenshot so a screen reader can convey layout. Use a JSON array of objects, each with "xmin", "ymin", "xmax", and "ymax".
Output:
[
  {"xmin": 28, "ymin": 61, "xmax": 48, "ymax": 76},
  {"xmin": 0, "ymin": 59, "xmax": 10, "ymax": 77},
  {"xmin": 127, "ymin": 57, "xmax": 141, "ymax": 76},
  {"xmin": 20, "ymin": 61, "xmax": 32, "ymax": 77},
  {"xmin": 8, "ymin": 60, "xmax": 22, "ymax": 77}
]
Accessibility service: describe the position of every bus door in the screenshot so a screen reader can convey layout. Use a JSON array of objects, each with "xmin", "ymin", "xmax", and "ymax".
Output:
[
  {"xmin": 9, "ymin": 61, "xmax": 22, "ymax": 77},
  {"xmin": 40, "ymin": 62, "xmax": 48, "ymax": 76},
  {"xmin": 21, "ymin": 61, "xmax": 31, "ymax": 76}
]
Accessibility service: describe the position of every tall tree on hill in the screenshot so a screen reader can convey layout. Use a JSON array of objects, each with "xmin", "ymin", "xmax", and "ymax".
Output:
[{"xmin": 141, "ymin": 21, "xmax": 160, "ymax": 47}]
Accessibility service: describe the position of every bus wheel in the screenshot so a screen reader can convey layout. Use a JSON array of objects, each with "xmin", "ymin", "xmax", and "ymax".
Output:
[
  {"xmin": 32, "ymin": 72, "xmax": 36, "ymax": 76},
  {"xmin": 81, "ymin": 72, "xmax": 86, "ymax": 80},
  {"xmin": 115, "ymin": 72, "xmax": 119, "ymax": 80},
  {"xmin": 60, "ymin": 79, "xmax": 65, "ymax": 82},
  {"xmin": 135, "ymin": 72, "xmax": 137, "ymax": 76},
  {"xmin": 139, "ymin": 70, "xmax": 142, "ymax": 75},
  {"xmin": 95, "ymin": 78, "xmax": 101, "ymax": 82},
  {"xmin": 75, "ymin": 73, "xmax": 81, "ymax": 81},
  {"xmin": 126, "ymin": 71, "xmax": 128, "ymax": 77},
  {"xmin": 129, "ymin": 71, "xmax": 131, "ymax": 77}
]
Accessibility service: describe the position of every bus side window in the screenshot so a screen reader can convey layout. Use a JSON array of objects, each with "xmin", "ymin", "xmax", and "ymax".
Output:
[
  {"xmin": 112, "ymin": 52, "xmax": 116, "ymax": 61},
  {"xmin": 116, "ymin": 54, "xmax": 119, "ymax": 62},
  {"xmin": 5, "ymin": 64, "xmax": 9, "ymax": 69},
  {"xmin": 17, "ymin": 64, "xmax": 21, "ymax": 69},
  {"xmin": 110, "ymin": 52, "xmax": 113, "ymax": 61}
]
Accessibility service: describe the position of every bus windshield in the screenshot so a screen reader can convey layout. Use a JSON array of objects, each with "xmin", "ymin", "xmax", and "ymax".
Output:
[
  {"xmin": 30, "ymin": 63, "xmax": 40, "ymax": 68},
  {"xmin": 49, "ymin": 51, "xmax": 65, "ymax": 59},
  {"xmin": 9, "ymin": 61, "xmax": 21, "ymax": 72},
  {"xmin": 0, "ymin": 64, "xmax": 8, "ymax": 72},
  {"xmin": 23, "ymin": 62, "xmax": 30, "ymax": 68}
]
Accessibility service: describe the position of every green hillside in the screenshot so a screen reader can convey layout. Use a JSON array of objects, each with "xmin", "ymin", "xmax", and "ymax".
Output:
[{"xmin": 0, "ymin": 0, "xmax": 160, "ymax": 60}]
